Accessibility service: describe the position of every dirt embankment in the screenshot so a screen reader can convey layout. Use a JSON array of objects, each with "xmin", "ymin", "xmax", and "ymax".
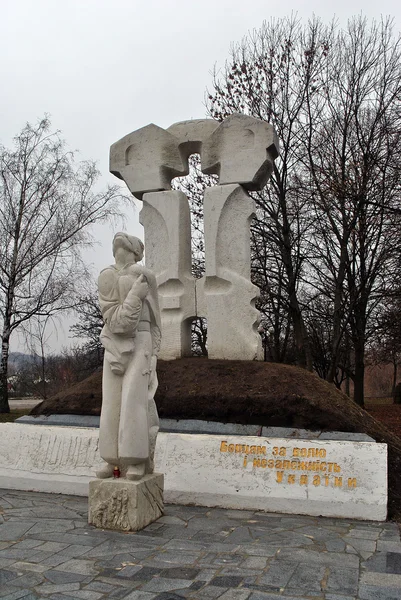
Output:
[{"xmin": 31, "ymin": 358, "xmax": 401, "ymax": 520}]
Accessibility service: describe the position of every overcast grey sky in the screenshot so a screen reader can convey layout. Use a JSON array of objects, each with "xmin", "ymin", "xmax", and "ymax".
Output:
[{"xmin": 1, "ymin": 0, "xmax": 401, "ymax": 351}]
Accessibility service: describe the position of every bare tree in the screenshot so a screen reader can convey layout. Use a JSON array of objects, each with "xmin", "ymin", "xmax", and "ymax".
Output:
[
  {"xmin": 304, "ymin": 16, "xmax": 401, "ymax": 405},
  {"xmin": 14, "ymin": 344, "xmax": 103, "ymax": 399},
  {"xmin": 368, "ymin": 297, "xmax": 401, "ymax": 397},
  {"xmin": 21, "ymin": 314, "xmax": 56, "ymax": 399},
  {"xmin": 205, "ymin": 15, "xmax": 401, "ymax": 408},
  {"xmin": 207, "ymin": 15, "xmax": 335, "ymax": 370},
  {"xmin": 305, "ymin": 297, "xmax": 353, "ymax": 390},
  {"xmin": 0, "ymin": 117, "xmax": 128, "ymax": 412},
  {"xmin": 70, "ymin": 287, "xmax": 104, "ymax": 368}
]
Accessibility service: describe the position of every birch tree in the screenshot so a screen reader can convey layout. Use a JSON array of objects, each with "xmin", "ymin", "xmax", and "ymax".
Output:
[{"xmin": 0, "ymin": 117, "xmax": 128, "ymax": 412}]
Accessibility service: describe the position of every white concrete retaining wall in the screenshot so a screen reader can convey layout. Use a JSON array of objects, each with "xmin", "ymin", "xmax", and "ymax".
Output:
[{"xmin": 0, "ymin": 423, "xmax": 387, "ymax": 520}]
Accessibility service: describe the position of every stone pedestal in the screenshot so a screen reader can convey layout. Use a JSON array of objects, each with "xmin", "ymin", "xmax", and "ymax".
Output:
[{"xmin": 88, "ymin": 473, "xmax": 164, "ymax": 531}]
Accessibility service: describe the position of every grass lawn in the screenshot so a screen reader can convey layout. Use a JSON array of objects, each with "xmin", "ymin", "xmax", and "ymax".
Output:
[{"xmin": 0, "ymin": 408, "xmax": 31, "ymax": 423}]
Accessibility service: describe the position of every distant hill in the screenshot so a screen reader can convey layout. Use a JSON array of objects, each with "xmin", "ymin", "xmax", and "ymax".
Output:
[{"xmin": 9, "ymin": 352, "xmax": 37, "ymax": 369}]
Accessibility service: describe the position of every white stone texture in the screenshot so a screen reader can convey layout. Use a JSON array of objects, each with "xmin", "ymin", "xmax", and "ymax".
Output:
[
  {"xmin": 201, "ymin": 113, "xmax": 279, "ymax": 190},
  {"xmin": 197, "ymin": 184, "xmax": 262, "ymax": 360},
  {"xmin": 0, "ymin": 424, "xmax": 387, "ymax": 521},
  {"xmin": 98, "ymin": 233, "xmax": 162, "ymax": 478},
  {"xmin": 0, "ymin": 423, "xmax": 103, "ymax": 495},
  {"xmin": 157, "ymin": 434, "xmax": 387, "ymax": 521},
  {"xmin": 110, "ymin": 119, "xmax": 220, "ymax": 200},
  {"xmin": 110, "ymin": 115, "xmax": 279, "ymax": 360},
  {"xmin": 166, "ymin": 118, "xmax": 219, "ymax": 158},
  {"xmin": 88, "ymin": 474, "xmax": 163, "ymax": 531},
  {"xmin": 109, "ymin": 124, "xmax": 186, "ymax": 199},
  {"xmin": 140, "ymin": 190, "xmax": 196, "ymax": 359}
]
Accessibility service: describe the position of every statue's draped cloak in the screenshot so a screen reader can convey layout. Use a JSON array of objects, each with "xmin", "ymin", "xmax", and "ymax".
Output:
[
  {"xmin": 98, "ymin": 263, "xmax": 161, "ymax": 464},
  {"xmin": 99, "ymin": 264, "xmax": 161, "ymax": 375}
]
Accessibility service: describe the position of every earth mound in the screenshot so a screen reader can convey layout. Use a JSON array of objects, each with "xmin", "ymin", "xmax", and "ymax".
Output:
[{"xmin": 31, "ymin": 358, "xmax": 401, "ymax": 520}]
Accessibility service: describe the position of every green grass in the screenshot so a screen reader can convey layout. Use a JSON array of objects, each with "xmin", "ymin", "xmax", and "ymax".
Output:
[{"xmin": 0, "ymin": 408, "xmax": 30, "ymax": 423}]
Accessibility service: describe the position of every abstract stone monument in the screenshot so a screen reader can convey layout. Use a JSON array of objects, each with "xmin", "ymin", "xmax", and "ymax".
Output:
[
  {"xmin": 88, "ymin": 233, "xmax": 163, "ymax": 531},
  {"xmin": 110, "ymin": 114, "xmax": 279, "ymax": 361}
]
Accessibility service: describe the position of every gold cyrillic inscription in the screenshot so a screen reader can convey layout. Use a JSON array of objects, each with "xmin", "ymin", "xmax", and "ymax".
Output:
[{"xmin": 221, "ymin": 440, "xmax": 356, "ymax": 487}]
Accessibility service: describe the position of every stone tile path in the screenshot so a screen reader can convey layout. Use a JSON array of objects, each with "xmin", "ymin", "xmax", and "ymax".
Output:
[{"xmin": 0, "ymin": 489, "xmax": 400, "ymax": 599}]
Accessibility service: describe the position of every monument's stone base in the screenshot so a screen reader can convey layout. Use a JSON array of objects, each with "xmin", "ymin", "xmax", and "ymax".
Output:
[
  {"xmin": 0, "ymin": 423, "xmax": 387, "ymax": 521},
  {"xmin": 16, "ymin": 414, "xmax": 375, "ymax": 441},
  {"xmin": 88, "ymin": 474, "xmax": 163, "ymax": 531}
]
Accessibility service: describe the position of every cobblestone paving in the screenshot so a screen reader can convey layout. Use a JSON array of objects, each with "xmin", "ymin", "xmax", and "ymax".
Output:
[{"xmin": 0, "ymin": 489, "xmax": 400, "ymax": 599}]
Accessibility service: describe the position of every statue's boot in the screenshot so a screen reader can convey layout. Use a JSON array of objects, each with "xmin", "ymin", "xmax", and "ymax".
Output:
[
  {"xmin": 126, "ymin": 463, "xmax": 146, "ymax": 480},
  {"xmin": 96, "ymin": 463, "xmax": 115, "ymax": 479}
]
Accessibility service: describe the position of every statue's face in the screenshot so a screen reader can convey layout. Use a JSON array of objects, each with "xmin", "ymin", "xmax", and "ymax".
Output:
[
  {"xmin": 113, "ymin": 232, "xmax": 144, "ymax": 263},
  {"xmin": 113, "ymin": 234, "xmax": 137, "ymax": 263}
]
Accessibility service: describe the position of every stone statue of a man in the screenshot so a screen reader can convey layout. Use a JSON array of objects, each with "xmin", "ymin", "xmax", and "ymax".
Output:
[{"xmin": 96, "ymin": 232, "xmax": 161, "ymax": 481}]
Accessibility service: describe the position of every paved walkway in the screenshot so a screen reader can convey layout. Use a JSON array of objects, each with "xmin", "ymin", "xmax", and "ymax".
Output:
[
  {"xmin": 9, "ymin": 399, "xmax": 41, "ymax": 411},
  {"xmin": 0, "ymin": 489, "xmax": 400, "ymax": 599}
]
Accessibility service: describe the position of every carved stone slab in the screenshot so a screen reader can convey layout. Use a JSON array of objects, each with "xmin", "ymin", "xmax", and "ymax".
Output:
[
  {"xmin": 201, "ymin": 113, "xmax": 279, "ymax": 190},
  {"xmin": 140, "ymin": 190, "xmax": 195, "ymax": 358},
  {"xmin": 88, "ymin": 473, "xmax": 164, "ymax": 531},
  {"xmin": 157, "ymin": 434, "xmax": 387, "ymax": 521},
  {"xmin": 0, "ymin": 424, "xmax": 387, "ymax": 521},
  {"xmin": 197, "ymin": 184, "xmax": 262, "ymax": 360},
  {"xmin": 110, "ymin": 124, "xmax": 186, "ymax": 199},
  {"xmin": 111, "ymin": 115, "xmax": 280, "ymax": 362}
]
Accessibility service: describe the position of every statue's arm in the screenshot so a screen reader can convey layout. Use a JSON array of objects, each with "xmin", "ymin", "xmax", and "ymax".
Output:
[{"xmin": 98, "ymin": 270, "xmax": 142, "ymax": 335}]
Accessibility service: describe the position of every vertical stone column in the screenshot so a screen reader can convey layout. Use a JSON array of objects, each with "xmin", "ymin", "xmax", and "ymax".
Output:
[
  {"xmin": 196, "ymin": 184, "xmax": 262, "ymax": 360},
  {"xmin": 140, "ymin": 190, "xmax": 196, "ymax": 359},
  {"xmin": 110, "ymin": 115, "xmax": 279, "ymax": 362}
]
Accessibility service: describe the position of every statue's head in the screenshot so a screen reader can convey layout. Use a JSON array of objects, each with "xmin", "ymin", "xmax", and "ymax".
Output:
[{"xmin": 112, "ymin": 232, "xmax": 144, "ymax": 263}]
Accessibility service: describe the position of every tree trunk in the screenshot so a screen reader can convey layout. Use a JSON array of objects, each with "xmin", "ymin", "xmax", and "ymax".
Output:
[
  {"xmin": 392, "ymin": 359, "xmax": 397, "ymax": 398},
  {"xmin": 0, "ymin": 331, "xmax": 11, "ymax": 413},
  {"xmin": 290, "ymin": 305, "xmax": 313, "ymax": 371},
  {"xmin": 353, "ymin": 356, "xmax": 364, "ymax": 407},
  {"xmin": 0, "ymin": 284, "xmax": 15, "ymax": 413},
  {"xmin": 345, "ymin": 375, "xmax": 350, "ymax": 397},
  {"xmin": 278, "ymin": 182, "xmax": 313, "ymax": 372},
  {"xmin": 41, "ymin": 353, "xmax": 47, "ymax": 400},
  {"xmin": 345, "ymin": 333, "xmax": 351, "ymax": 396},
  {"xmin": 326, "ymin": 241, "xmax": 349, "ymax": 384},
  {"xmin": 353, "ymin": 334, "xmax": 365, "ymax": 407}
]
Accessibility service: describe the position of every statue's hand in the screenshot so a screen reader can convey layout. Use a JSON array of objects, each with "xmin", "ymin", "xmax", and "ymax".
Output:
[{"xmin": 130, "ymin": 274, "xmax": 148, "ymax": 300}]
